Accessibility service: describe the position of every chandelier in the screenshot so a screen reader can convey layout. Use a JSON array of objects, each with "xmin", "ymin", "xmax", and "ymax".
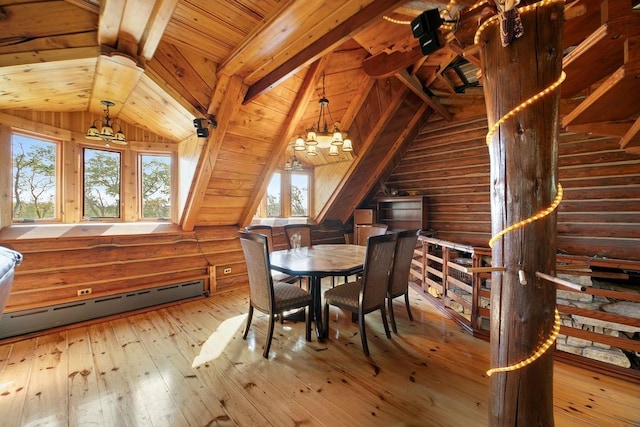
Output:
[
  {"xmin": 294, "ymin": 73, "xmax": 352, "ymax": 156},
  {"xmin": 85, "ymin": 100, "xmax": 127, "ymax": 145},
  {"xmin": 284, "ymin": 152, "xmax": 304, "ymax": 171}
]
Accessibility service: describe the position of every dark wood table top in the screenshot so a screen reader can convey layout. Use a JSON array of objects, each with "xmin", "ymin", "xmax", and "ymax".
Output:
[{"xmin": 269, "ymin": 244, "xmax": 367, "ymax": 277}]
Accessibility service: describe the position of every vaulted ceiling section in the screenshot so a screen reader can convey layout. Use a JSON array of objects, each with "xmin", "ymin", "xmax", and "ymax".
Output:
[{"xmin": 1, "ymin": 0, "xmax": 639, "ymax": 229}]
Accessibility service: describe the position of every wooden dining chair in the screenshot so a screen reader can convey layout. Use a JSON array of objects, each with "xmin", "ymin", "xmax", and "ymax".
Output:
[
  {"xmin": 245, "ymin": 225, "xmax": 297, "ymax": 284},
  {"xmin": 387, "ymin": 229, "xmax": 421, "ymax": 333},
  {"xmin": 238, "ymin": 231, "xmax": 313, "ymax": 358},
  {"xmin": 322, "ymin": 233, "xmax": 397, "ymax": 356},
  {"xmin": 355, "ymin": 224, "xmax": 388, "ymax": 246}
]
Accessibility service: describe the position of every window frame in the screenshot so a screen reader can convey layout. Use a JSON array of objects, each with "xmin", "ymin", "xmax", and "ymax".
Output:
[
  {"xmin": 137, "ymin": 151, "xmax": 174, "ymax": 221},
  {"xmin": 257, "ymin": 168, "xmax": 313, "ymax": 219},
  {"xmin": 10, "ymin": 130, "xmax": 62, "ymax": 224},
  {"xmin": 81, "ymin": 145, "xmax": 124, "ymax": 221}
]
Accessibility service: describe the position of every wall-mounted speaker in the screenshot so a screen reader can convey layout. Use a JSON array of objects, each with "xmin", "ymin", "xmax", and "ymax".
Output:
[
  {"xmin": 411, "ymin": 9, "xmax": 442, "ymax": 39},
  {"xmin": 419, "ymin": 32, "xmax": 442, "ymax": 55}
]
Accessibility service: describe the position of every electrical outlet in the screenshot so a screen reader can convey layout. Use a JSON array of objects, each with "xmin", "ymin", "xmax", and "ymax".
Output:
[
  {"xmin": 77, "ymin": 288, "xmax": 92, "ymax": 296},
  {"xmin": 223, "ymin": 267, "xmax": 232, "ymax": 274}
]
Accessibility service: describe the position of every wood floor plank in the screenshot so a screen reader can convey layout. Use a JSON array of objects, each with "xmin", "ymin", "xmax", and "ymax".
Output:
[
  {"xmin": 130, "ymin": 311, "xmax": 235, "ymax": 426},
  {"xmin": 21, "ymin": 333, "xmax": 68, "ymax": 426},
  {"xmin": 67, "ymin": 327, "xmax": 106, "ymax": 426},
  {"xmin": 158, "ymin": 304, "xmax": 273, "ymax": 426},
  {"xmin": 168, "ymin": 301, "xmax": 326, "ymax": 426},
  {"xmin": 112, "ymin": 317, "xmax": 190, "ymax": 426},
  {"xmin": 0, "ymin": 285, "xmax": 638, "ymax": 427},
  {"xmin": 88, "ymin": 322, "xmax": 159, "ymax": 426},
  {"xmin": 0, "ymin": 338, "xmax": 37, "ymax": 425}
]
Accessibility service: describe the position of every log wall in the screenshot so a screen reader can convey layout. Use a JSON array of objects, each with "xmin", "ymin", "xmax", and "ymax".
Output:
[{"xmin": 384, "ymin": 115, "xmax": 640, "ymax": 261}]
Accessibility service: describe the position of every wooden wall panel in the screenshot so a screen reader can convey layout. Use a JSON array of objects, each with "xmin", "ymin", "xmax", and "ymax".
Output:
[
  {"xmin": 0, "ymin": 225, "xmax": 246, "ymax": 312},
  {"xmin": 382, "ymin": 115, "xmax": 640, "ymax": 261}
]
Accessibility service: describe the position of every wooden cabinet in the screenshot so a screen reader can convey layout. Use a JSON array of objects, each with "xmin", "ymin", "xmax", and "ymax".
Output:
[{"xmin": 377, "ymin": 196, "xmax": 428, "ymax": 232}]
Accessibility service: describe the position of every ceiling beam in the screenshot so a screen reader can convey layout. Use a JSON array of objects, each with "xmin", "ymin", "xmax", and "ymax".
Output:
[
  {"xmin": 181, "ymin": 75, "xmax": 248, "ymax": 231},
  {"xmin": 395, "ymin": 69, "xmax": 452, "ymax": 120},
  {"xmin": 343, "ymin": 102, "xmax": 429, "ymax": 223},
  {"xmin": 243, "ymin": 0, "xmax": 407, "ymax": 104},
  {"xmin": 239, "ymin": 57, "xmax": 330, "ymax": 226},
  {"xmin": 316, "ymin": 84, "xmax": 410, "ymax": 222}
]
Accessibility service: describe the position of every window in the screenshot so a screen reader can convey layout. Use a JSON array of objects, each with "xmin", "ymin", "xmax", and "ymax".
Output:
[
  {"xmin": 83, "ymin": 147, "xmax": 121, "ymax": 219},
  {"xmin": 140, "ymin": 154, "xmax": 171, "ymax": 219},
  {"xmin": 266, "ymin": 172, "xmax": 282, "ymax": 217},
  {"xmin": 290, "ymin": 172, "xmax": 309, "ymax": 216},
  {"xmin": 257, "ymin": 170, "xmax": 312, "ymax": 218},
  {"xmin": 11, "ymin": 132, "xmax": 59, "ymax": 222}
]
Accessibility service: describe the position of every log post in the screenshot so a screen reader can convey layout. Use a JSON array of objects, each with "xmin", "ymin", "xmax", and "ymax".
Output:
[{"xmin": 477, "ymin": 1, "xmax": 564, "ymax": 425}]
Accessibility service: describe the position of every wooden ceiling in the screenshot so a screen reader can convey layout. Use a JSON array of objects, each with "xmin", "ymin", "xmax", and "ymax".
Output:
[{"xmin": 1, "ymin": 0, "xmax": 639, "ymax": 228}]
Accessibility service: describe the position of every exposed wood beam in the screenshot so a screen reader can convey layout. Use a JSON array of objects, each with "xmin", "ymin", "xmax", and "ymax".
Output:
[
  {"xmin": 395, "ymin": 69, "xmax": 452, "ymax": 120},
  {"xmin": 239, "ymin": 58, "xmax": 330, "ymax": 226},
  {"xmin": 243, "ymin": 0, "xmax": 407, "ymax": 104},
  {"xmin": 181, "ymin": 75, "xmax": 247, "ymax": 231},
  {"xmin": 0, "ymin": 47, "xmax": 98, "ymax": 68},
  {"xmin": 620, "ymin": 115, "xmax": 640, "ymax": 149},
  {"xmin": 139, "ymin": 0, "xmax": 180, "ymax": 61},
  {"xmin": 341, "ymin": 75, "xmax": 375, "ymax": 130},
  {"xmin": 63, "ymin": 0, "xmax": 100, "ymax": 14},
  {"xmin": 90, "ymin": 51, "xmax": 144, "ymax": 116},
  {"xmin": 345, "ymin": 102, "xmax": 429, "ymax": 222},
  {"xmin": 99, "ymin": 0, "xmax": 125, "ymax": 48},
  {"xmin": 362, "ymin": 46, "xmax": 424, "ymax": 79},
  {"xmin": 565, "ymin": 121, "xmax": 635, "ymax": 137}
]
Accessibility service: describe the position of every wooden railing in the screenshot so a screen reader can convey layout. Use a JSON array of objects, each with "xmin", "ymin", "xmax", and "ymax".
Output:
[{"xmin": 411, "ymin": 236, "xmax": 640, "ymax": 382}]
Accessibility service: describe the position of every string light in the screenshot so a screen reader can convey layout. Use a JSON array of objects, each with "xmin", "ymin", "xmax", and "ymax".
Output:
[
  {"xmin": 477, "ymin": 0, "xmax": 566, "ymax": 377},
  {"xmin": 488, "ymin": 183, "xmax": 563, "ymax": 248},
  {"xmin": 484, "ymin": 72, "xmax": 566, "ymax": 147},
  {"xmin": 382, "ymin": 16, "xmax": 411, "ymax": 25},
  {"xmin": 486, "ymin": 308, "xmax": 561, "ymax": 376}
]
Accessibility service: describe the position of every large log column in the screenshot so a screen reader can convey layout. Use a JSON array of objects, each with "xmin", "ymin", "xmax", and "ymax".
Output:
[{"xmin": 477, "ymin": 2, "xmax": 564, "ymax": 425}]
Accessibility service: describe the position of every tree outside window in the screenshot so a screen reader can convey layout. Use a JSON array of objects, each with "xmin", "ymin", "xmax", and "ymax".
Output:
[
  {"xmin": 11, "ymin": 133, "xmax": 58, "ymax": 221},
  {"xmin": 141, "ymin": 154, "xmax": 171, "ymax": 219},
  {"xmin": 83, "ymin": 148, "xmax": 121, "ymax": 219},
  {"xmin": 266, "ymin": 172, "xmax": 282, "ymax": 216},
  {"xmin": 291, "ymin": 173, "xmax": 309, "ymax": 216}
]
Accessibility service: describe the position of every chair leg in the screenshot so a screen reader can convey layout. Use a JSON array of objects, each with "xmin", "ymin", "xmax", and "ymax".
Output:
[
  {"xmin": 388, "ymin": 296, "xmax": 398, "ymax": 334},
  {"xmin": 263, "ymin": 314, "xmax": 276, "ymax": 358},
  {"xmin": 380, "ymin": 305, "xmax": 391, "ymax": 339},
  {"xmin": 305, "ymin": 304, "xmax": 311, "ymax": 342},
  {"xmin": 404, "ymin": 292, "xmax": 414, "ymax": 321},
  {"xmin": 243, "ymin": 305, "xmax": 254, "ymax": 339},
  {"xmin": 359, "ymin": 311, "xmax": 369, "ymax": 356}
]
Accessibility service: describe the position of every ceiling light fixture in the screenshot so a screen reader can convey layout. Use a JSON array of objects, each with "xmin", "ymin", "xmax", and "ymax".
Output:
[
  {"xmin": 295, "ymin": 73, "xmax": 352, "ymax": 156},
  {"xmin": 86, "ymin": 100, "xmax": 127, "ymax": 145},
  {"xmin": 284, "ymin": 152, "xmax": 304, "ymax": 171}
]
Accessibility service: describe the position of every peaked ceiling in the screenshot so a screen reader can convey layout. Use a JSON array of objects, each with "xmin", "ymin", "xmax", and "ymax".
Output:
[{"xmin": 1, "ymin": 0, "xmax": 639, "ymax": 228}]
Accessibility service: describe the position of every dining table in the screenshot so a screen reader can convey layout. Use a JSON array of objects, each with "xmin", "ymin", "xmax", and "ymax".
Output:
[{"xmin": 269, "ymin": 244, "xmax": 367, "ymax": 339}]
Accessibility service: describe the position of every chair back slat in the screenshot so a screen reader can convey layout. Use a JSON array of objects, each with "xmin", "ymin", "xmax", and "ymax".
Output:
[
  {"xmin": 360, "ymin": 233, "xmax": 397, "ymax": 311},
  {"xmin": 389, "ymin": 229, "xmax": 421, "ymax": 298},
  {"xmin": 355, "ymin": 224, "xmax": 388, "ymax": 246},
  {"xmin": 239, "ymin": 231, "xmax": 273, "ymax": 313},
  {"xmin": 246, "ymin": 225, "xmax": 275, "ymax": 253}
]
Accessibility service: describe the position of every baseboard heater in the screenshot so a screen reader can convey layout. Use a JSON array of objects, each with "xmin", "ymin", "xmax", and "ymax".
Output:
[{"xmin": 0, "ymin": 280, "xmax": 204, "ymax": 339}]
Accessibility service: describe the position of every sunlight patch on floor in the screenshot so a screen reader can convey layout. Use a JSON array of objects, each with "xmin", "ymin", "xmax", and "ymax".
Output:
[{"xmin": 192, "ymin": 313, "xmax": 247, "ymax": 367}]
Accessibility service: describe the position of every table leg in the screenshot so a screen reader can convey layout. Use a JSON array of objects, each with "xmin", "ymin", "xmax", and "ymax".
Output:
[{"xmin": 310, "ymin": 276, "xmax": 324, "ymax": 339}]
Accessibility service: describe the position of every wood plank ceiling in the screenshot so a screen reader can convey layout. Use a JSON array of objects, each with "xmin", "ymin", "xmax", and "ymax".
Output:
[{"xmin": 1, "ymin": 0, "xmax": 639, "ymax": 229}]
